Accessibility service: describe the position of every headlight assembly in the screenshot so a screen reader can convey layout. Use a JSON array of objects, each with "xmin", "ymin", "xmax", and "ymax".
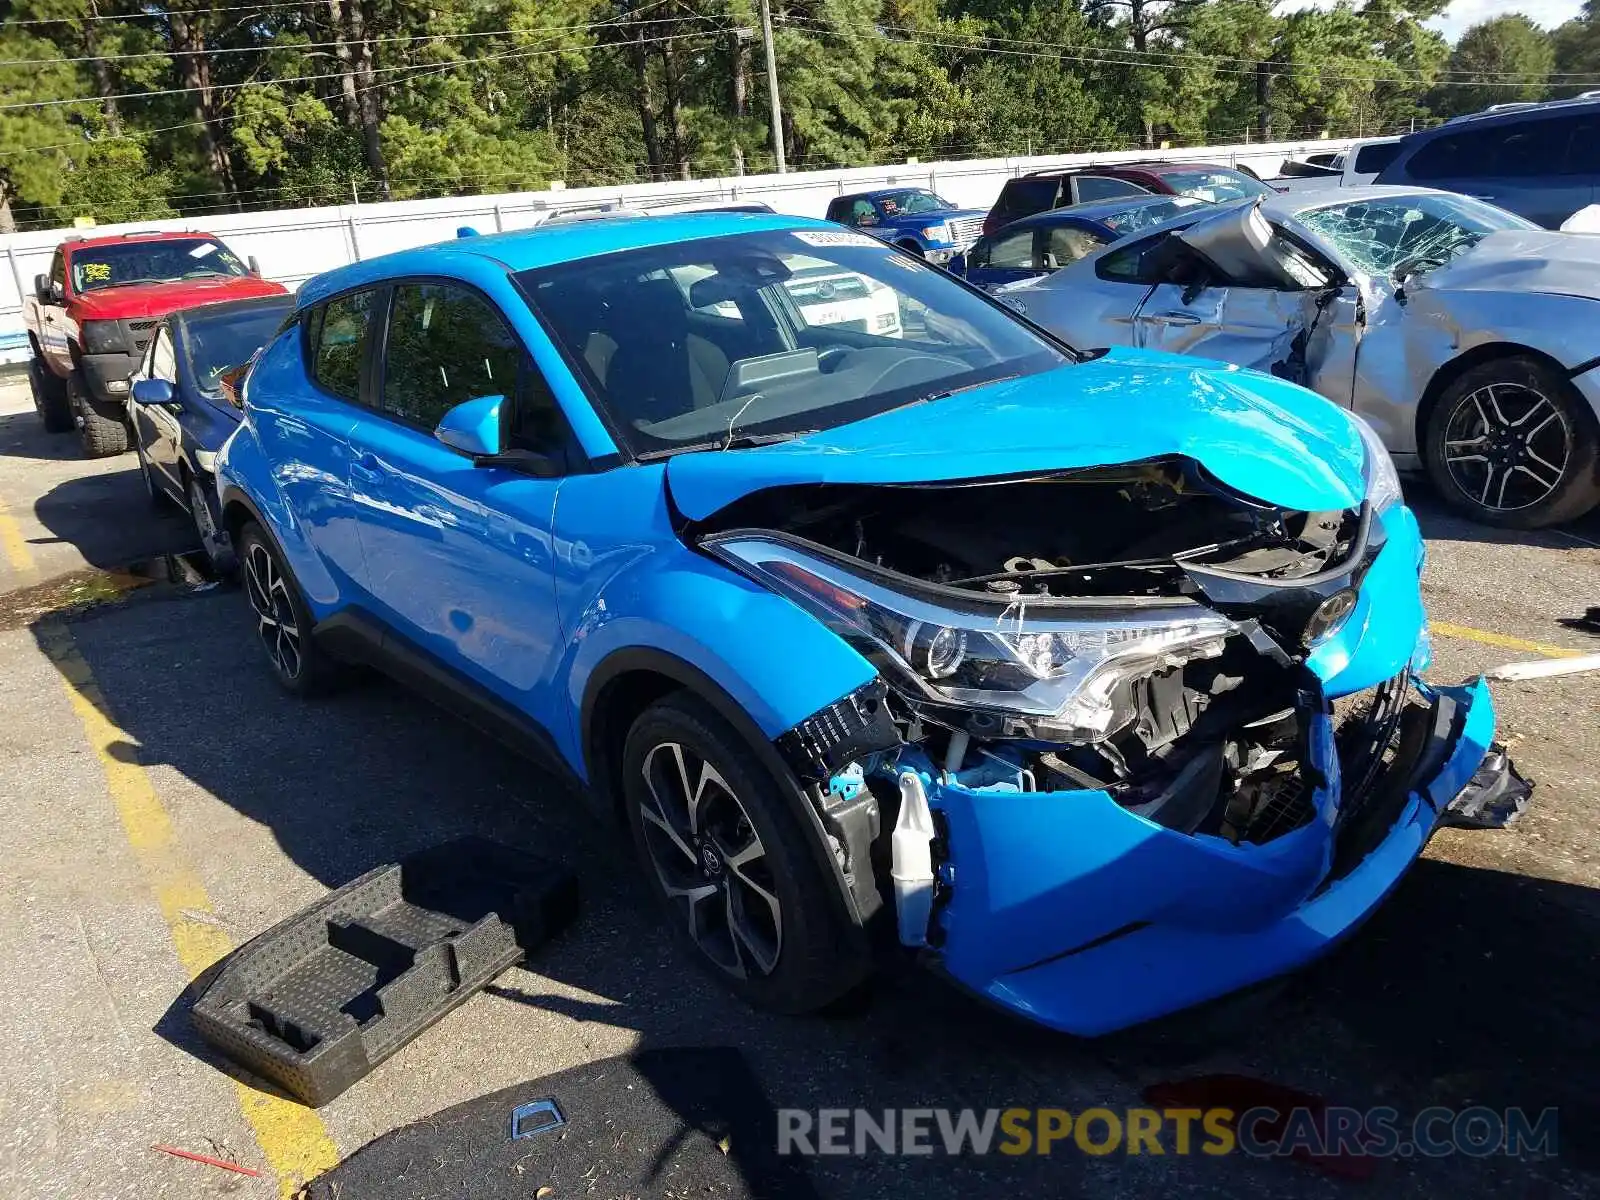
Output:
[
  {"xmin": 1353, "ymin": 413, "xmax": 1403, "ymax": 512},
  {"xmin": 920, "ymin": 222, "xmax": 951, "ymax": 242},
  {"xmin": 708, "ymin": 535, "xmax": 1237, "ymax": 744},
  {"xmin": 79, "ymin": 319, "xmax": 127, "ymax": 355}
]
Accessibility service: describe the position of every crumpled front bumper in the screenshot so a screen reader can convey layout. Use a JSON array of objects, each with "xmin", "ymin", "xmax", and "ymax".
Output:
[{"xmin": 918, "ymin": 504, "xmax": 1499, "ymax": 1036}]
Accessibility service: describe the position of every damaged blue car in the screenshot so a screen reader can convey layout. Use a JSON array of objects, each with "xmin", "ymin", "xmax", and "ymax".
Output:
[{"xmin": 217, "ymin": 211, "xmax": 1501, "ymax": 1035}]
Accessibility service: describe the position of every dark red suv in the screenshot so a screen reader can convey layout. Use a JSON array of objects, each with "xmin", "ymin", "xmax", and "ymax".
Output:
[{"xmin": 984, "ymin": 161, "xmax": 1273, "ymax": 235}]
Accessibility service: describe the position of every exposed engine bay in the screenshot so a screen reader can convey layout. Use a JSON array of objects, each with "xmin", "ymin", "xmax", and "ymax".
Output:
[
  {"xmin": 697, "ymin": 459, "xmax": 1362, "ymax": 599},
  {"xmin": 701, "ymin": 459, "xmax": 1392, "ymax": 872}
]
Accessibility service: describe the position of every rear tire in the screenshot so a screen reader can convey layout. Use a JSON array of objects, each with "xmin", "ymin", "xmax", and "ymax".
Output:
[
  {"xmin": 70, "ymin": 372, "xmax": 131, "ymax": 458},
  {"xmin": 29, "ymin": 358, "xmax": 72, "ymax": 433},
  {"xmin": 1424, "ymin": 355, "xmax": 1600, "ymax": 528},
  {"xmin": 237, "ymin": 520, "xmax": 342, "ymax": 696},
  {"xmin": 621, "ymin": 691, "xmax": 866, "ymax": 1014}
]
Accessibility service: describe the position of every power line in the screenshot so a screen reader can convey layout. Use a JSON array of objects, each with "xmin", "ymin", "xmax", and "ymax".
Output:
[
  {"xmin": 0, "ymin": 4, "xmax": 712, "ymax": 67},
  {"xmin": 781, "ymin": 15, "xmax": 1600, "ymax": 87},
  {"xmin": 6, "ymin": 1, "xmax": 363, "ymax": 26},
  {"xmin": 0, "ymin": 26, "xmax": 723, "ymax": 113}
]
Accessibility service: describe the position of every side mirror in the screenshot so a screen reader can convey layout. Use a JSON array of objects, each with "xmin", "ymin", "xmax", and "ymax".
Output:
[
  {"xmin": 247, "ymin": 255, "xmax": 262, "ymax": 277},
  {"xmin": 34, "ymin": 274, "xmax": 54, "ymax": 304},
  {"xmin": 434, "ymin": 394, "xmax": 504, "ymax": 457},
  {"xmin": 131, "ymin": 378, "xmax": 176, "ymax": 407}
]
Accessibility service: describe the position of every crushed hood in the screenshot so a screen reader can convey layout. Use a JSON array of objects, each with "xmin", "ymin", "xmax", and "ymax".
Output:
[
  {"xmin": 1414, "ymin": 229, "xmax": 1600, "ymax": 301},
  {"xmin": 665, "ymin": 348, "xmax": 1365, "ymax": 521}
]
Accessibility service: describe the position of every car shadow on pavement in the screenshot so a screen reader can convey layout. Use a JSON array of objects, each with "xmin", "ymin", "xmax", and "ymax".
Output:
[
  {"xmin": 33, "ymin": 585, "xmax": 1600, "ymax": 1199},
  {"xmin": 0, "ymin": 409, "xmax": 83, "ymax": 464},
  {"xmin": 27, "ymin": 471, "xmax": 198, "ymax": 572}
]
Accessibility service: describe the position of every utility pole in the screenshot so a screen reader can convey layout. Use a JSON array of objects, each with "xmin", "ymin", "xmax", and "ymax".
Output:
[{"xmin": 757, "ymin": 0, "xmax": 786, "ymax": 173}]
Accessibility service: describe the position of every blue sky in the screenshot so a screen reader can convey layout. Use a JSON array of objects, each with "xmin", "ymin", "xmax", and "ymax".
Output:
[
  {"xmin": 1280, "ymin": 1, "xmax": 1585, "ymax": 43},
  {"xmin": 1429, "ymin": 0, "xmax": 1584, "ymax": 40}
]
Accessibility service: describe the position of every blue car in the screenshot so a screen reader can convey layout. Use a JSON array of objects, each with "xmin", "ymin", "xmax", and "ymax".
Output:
[
  {"xmin": 128, "ymin": 293, "xmax": 294, "ymax": 568},
  {"xmin": 952, "ymin": 194, "xmax": 1211, "ymax": 290},
  {"xmin": 824, "ymin": 188, "xmax": 987, "ymax": 264},
  {"xmin": 217, "ymin": 211, "xmax": 1500, "ymax": 1035}
]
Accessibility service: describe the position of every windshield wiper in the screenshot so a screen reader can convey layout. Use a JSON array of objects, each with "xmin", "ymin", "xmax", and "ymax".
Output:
[
  {"xmin": 915, "ymin": 374, "xmax": 1019, "ymax": 405},
  {"xmin": 639, "ymin": 429, "xmax": 816, "ymax": 459}
]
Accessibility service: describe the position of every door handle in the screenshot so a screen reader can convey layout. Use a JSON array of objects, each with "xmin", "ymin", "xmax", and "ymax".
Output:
[{"xmin": 1145, "ymin": 311, "xmax": 1202, "ymax": 326}]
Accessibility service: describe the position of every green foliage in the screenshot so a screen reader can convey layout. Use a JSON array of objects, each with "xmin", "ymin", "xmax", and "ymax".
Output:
[{"xmin": 0, "ymin": 0, "xmax": 1593, "ymax": 228}]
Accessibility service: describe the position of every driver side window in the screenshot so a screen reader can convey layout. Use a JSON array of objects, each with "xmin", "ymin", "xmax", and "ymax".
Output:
[
  {"xmin": 381, "ymin": 282, "xmax": 522, "ymax": 430},
  {"xmin": 150, "ymin": 328, "xmax": 178, "ymax": 384},
  {"xmin": 1096, "ymin": 232, "xmax": 1175, "ymax": 284}
]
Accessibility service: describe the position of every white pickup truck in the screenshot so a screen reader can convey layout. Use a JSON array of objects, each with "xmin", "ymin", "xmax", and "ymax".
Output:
[{"xmin": 1270, "ymin": 137, "xmax": 1402, "ymax": 193}]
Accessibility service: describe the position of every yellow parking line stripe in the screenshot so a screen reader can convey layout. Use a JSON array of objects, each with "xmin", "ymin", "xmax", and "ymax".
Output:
[
  {"xmin": 0, "ymin": 501, "xmax": 36, "ymax": 576},
  {"xmin": 1431, "ymin": 621, "xmax": 1586, "ymax": 660},
  {"xmin": 36, "ymin": 621, "xmax": 340, "ymax": 1197}
]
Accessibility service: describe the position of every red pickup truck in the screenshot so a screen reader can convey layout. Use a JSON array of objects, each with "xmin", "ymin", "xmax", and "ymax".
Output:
[{"xmin": 24, "ymin": 230, "xmax": 287, "ymax": 457}]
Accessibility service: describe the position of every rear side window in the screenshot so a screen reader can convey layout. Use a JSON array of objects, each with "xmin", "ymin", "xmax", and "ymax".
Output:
[
  {"xmin": 984, "ymin": 227, "xmax": 1039, "ymax": 268},
  {"xmin": 306, "ymin": 290, "xmax": 375, "ymax": 403},
  {"xmin": 1403, "ymin": 119, "xmax": 1585, "ymax": 181},
  {"xmin": 1074, "ymin": 175, "xmax": 1150, "ymax": 202},
  {"xmin": 1096, "ymin": 232, "xmax": 1173, "ymax": 284},
  {"xmin": 381, "ymin": 282, "xmax": 522, "ymax": 429},
  {"xmin": 999, "ymin": 178, "xmax": 1059, "ymax": 218},
  {"xmin": 1352, "ymin": 142, "xmax": 1400, "ymax": 175}
]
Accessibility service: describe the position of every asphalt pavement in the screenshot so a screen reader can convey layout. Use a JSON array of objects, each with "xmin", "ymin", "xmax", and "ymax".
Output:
[{"xmin": 0, "ymin": 370, "xmax": 1596, "ymax": 1199}]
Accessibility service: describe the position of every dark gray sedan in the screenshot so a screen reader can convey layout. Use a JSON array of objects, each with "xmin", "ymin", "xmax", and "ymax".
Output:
[{"xmin": 127, "ymin": 294, "xmax": 293, "ymax": 568}]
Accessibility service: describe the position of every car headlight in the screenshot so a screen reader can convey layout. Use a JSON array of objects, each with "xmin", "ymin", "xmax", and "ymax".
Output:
[
  {"xmin": 708, "ymin": 536, "xmax": 1237, "ymax": 743},
  {"xmin": 1353, "ymin": 413, "xmax": 1403, "ymax": 512},
  {"xmin": 920, "ymin": 222, "xmax": 951, "ymax": 242},
  {"xmin": 79, "ymin": 319, "xmax": 127, "ymax": 354}
]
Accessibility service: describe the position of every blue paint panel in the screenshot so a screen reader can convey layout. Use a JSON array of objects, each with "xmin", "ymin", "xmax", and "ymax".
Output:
[
  {"xmin": 1306, "ymin": 504, "xmax": 1428, "ymax": 697},
  {"xmin": 929, "ymin": 675, "xmax": 1494, "ymax": 1036}
]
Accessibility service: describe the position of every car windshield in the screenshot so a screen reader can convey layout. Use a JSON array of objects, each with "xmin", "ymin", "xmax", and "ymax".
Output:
[
  {"xmin": 517, "ymin": 228, "xmax": 1071, "ymax": 457},
  {"xmin": 183, "ymin": 302, "xmax": 290, "ymax": 394},
  {"xmin": 875, "ymin": 189, "xmax": 954, "ymax": 217},
  {"xmin": 70, "ymin": 238, "xmax": 248, "ymax": 293},
  {"xmin": 1157, "ymin": 169, "xmax": 1272, "ymax": 202},
  {"xmin": 1099, "ymin": 196, "xmax": 1209, "ymax": 234},
  {"xmin": 1297, "ymin": 192, "xmax": 1537, "ymax": 277}
]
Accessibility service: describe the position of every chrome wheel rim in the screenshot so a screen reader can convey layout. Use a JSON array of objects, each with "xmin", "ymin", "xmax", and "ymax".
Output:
[
  {"xmin": 637, "ymin": 741, "xmax": 782, "ymax": 978},
  {"xmin": 1443, "ymin": 383, "xmax": 1571, "ymax": 513},
  {"xmin": 190, "ymin": 477, "xmax": 219, "ymax": 557},
  {"xmin": 244, "ymin": 542, "xmax": 301, "ymax": 679}
]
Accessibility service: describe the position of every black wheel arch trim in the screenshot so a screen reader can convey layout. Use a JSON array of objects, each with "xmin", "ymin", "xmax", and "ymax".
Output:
[{"xmin": 582, "ymin": 646, "xmax": 879, "ymax": 936}]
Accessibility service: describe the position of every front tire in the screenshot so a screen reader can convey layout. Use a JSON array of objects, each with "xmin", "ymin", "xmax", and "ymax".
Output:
[
  {"xmin": 237, "ymin": 521, "xmax": 341, "ymax": 695},
  {"xmin": 70, "ymin": 372, "xmax": 131, "ymax": 458},
  {"xmin": 1424, "ymin": 355, "xmax": 1600, "ymax": 528},
  {"xmin": 621, "ymin": 692, "xmax": 864, "ymax": 1014},
  {"xmin": 29, "ymin": 358, "xmax": 73, "ymax": 433}
]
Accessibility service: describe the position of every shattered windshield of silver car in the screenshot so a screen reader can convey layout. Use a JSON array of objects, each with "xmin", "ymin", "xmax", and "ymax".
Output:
[{"xmin": 1298, "ymin": 194, "xmax": 1533, "ymax": 278}]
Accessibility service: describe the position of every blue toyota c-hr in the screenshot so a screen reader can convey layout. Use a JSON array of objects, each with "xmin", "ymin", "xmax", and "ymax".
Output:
[{"xmin": 216, "ymin": 211, "xmax": 1499, "ymax": 1035}]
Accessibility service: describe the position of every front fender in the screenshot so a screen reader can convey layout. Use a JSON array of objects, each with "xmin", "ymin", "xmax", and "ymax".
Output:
[
  {"xmin": 216, "ymin": 420, "xmax": 344, "ymax": 615},
  {"xmin": 561, "ymin": 552, "xmax": 878, "ymax": 776}
]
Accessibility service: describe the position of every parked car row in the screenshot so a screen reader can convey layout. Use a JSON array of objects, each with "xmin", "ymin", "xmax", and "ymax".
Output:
[{"xmin": 23, "ymin": 204, "xmax": 1486, "ymax": 1041}]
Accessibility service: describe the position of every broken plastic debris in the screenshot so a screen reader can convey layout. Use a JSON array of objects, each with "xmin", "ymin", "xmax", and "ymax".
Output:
[
  {"xmin": 1440, "ymin": 744, "xmax": 1533, "ymax": 829},
  {"xmin": 1484, "ymin": 653, "xmax": 1600, "ymax": 681}
]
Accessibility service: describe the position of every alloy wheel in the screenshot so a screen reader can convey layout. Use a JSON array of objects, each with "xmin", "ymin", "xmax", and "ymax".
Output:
[
  {"xmin": 636, "ymin": 740, "xmax": 782, "ymax": 979},
  {"xmin": 244, "ymin": 541, "xmax": 302, "ymax": 679},
  {"xmin": 1442, "ymin": 382, "xmax": 1572, "ymax": 513}
]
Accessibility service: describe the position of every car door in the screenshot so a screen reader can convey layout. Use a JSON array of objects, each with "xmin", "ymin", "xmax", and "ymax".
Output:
[
  {"xmin": 246, "ymin": 287, "xmax": 374, "ymax": 595},
  {"xmin": 40, "ymin": 249, "xmax": 72, "ymax": 375},
  {"xmin": 966, "ymin": 225, "xmax": 1051, "ymax": 290},
  {"xmin": 138, "ymin": 325, "xmax": 185, "ymax": 492},
  {"xmin": 346, "ymin": 278, "xmax": 566, "ymax": 702},
  {"xmin": 1128, "ymin": 206, "xmax": 1344, "ymax": 387},
  {"xmin": 1398, "ymin": 116, "xmax": 1597, "ymax": 229}
]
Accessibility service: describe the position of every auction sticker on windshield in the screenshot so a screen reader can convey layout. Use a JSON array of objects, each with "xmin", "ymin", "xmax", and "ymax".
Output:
[{"xmin": 793, "ymin": 231, "xmax": 881, "ymax": 248}]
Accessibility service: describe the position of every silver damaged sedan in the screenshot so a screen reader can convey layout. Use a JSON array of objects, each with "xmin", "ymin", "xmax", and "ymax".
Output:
[{"xmin": 1000, "ymin": 185, "xmax": 1600, "ymax": 527}]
